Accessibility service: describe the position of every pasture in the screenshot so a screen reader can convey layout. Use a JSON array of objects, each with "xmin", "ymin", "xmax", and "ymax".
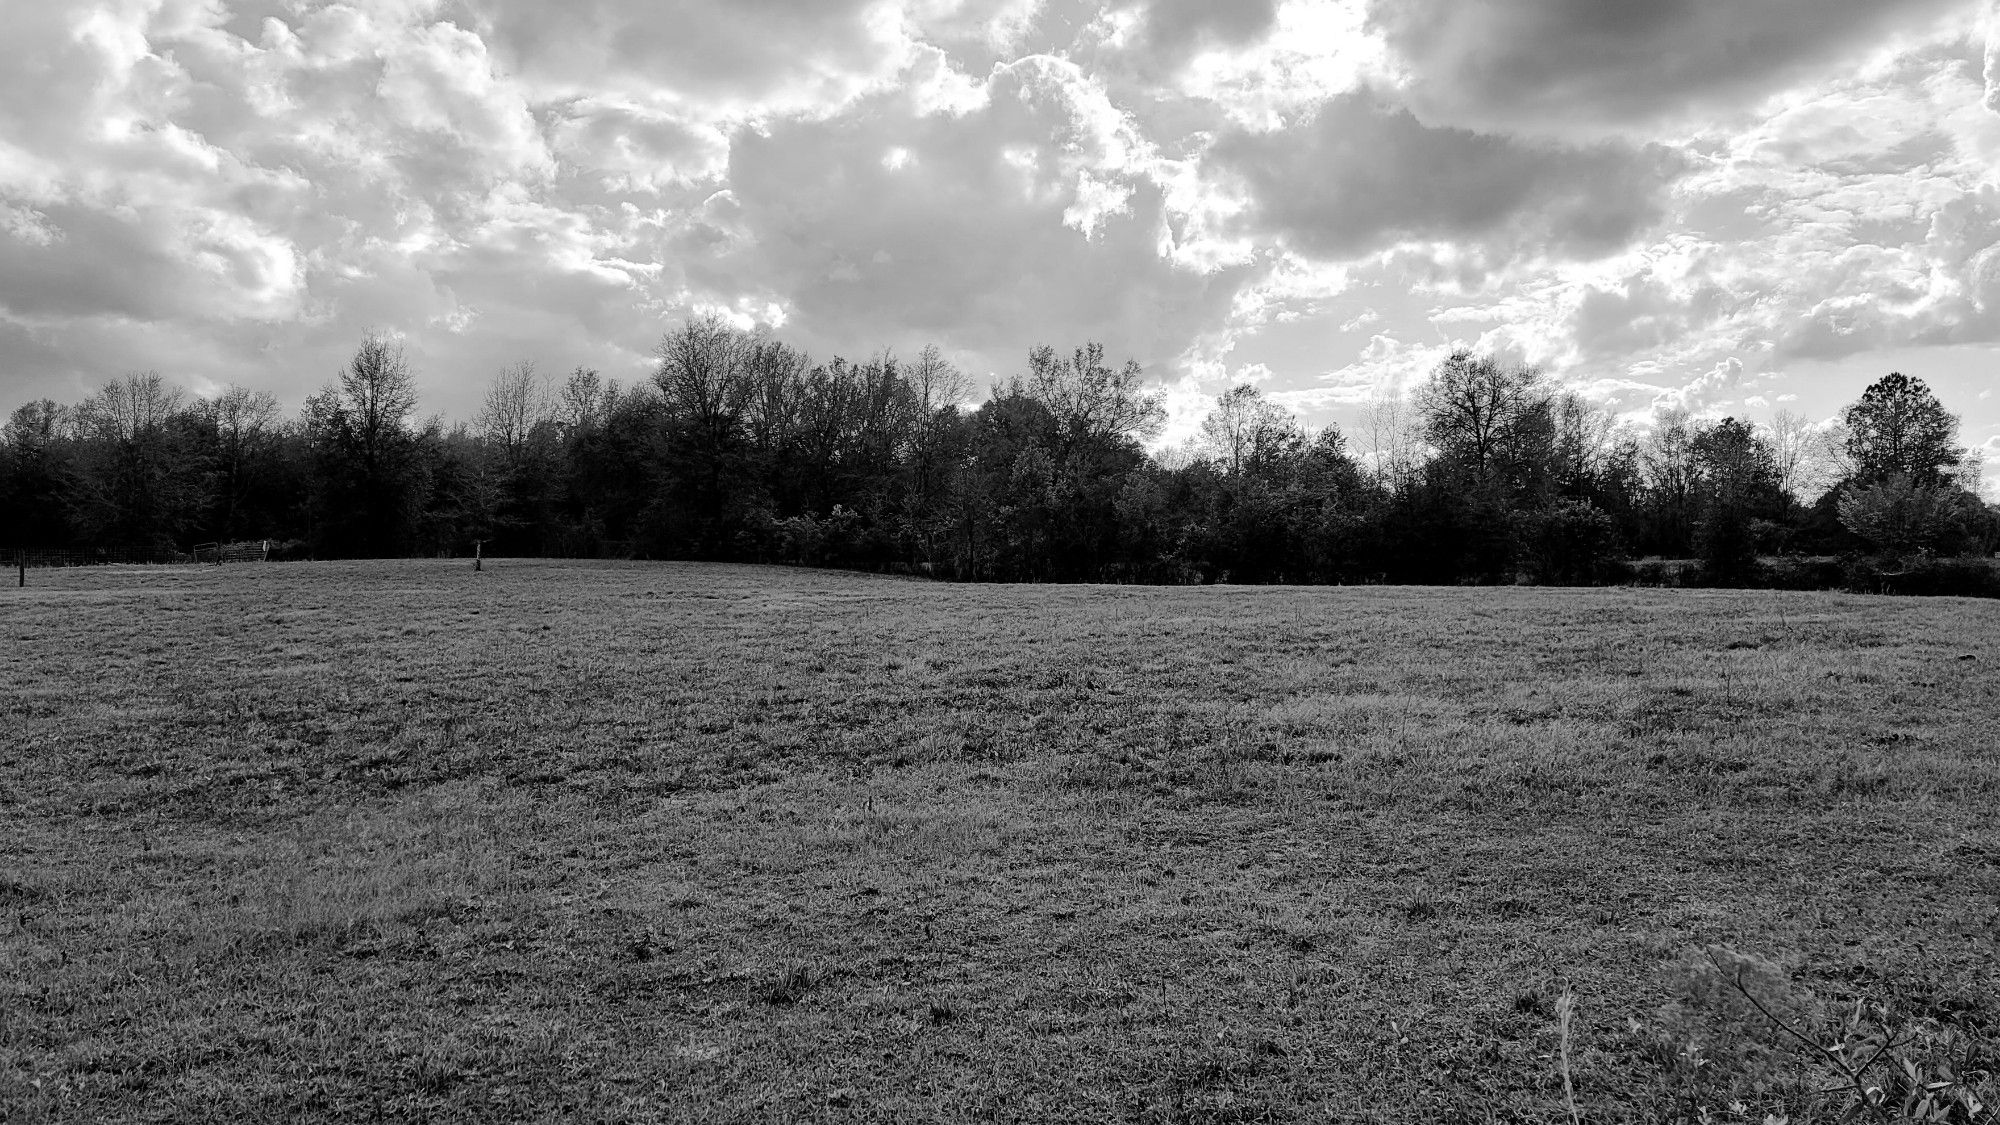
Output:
[{"xmin": 2, "ymin": 560, "xmax": 1996, "ymax": 1123}]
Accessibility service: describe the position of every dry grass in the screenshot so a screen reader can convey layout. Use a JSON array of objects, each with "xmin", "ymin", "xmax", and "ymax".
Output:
[{"xmin": 2, "ymin": 559, "xmax": 1996, "ymax": 1122}]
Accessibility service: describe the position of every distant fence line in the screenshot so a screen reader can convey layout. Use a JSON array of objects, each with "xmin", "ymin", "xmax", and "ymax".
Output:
[
  {"xmin": 191, "ymin": 541, "xmax": 274, "ymax": 564},
  {"xmin": 7, "ymin": 540, "xmax": 636, "ymax": 570},
  {"xmin": 5, "ymin": 542, "xmax": 272, "ymax": 569}
]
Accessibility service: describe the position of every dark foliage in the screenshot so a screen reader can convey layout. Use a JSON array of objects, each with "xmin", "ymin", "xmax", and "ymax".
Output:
[{"xmin": 3, "ymin": 332, "xmax": 1995, "ymax": 591}]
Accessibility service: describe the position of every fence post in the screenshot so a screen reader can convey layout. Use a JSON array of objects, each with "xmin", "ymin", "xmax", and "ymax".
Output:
[{"xmin": 475, "ymin": 540, "xmax": 483, "ymax": 573}]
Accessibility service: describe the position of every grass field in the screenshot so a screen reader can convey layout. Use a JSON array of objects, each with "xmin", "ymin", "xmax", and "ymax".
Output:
[{"xmin": 3, "ymin": 560, "xmax": 1997, "ymax": 1123}]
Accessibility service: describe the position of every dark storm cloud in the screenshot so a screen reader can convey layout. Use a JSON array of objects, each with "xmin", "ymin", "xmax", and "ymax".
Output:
[
  {"xmin": 1209, "ymin": 92, "xmax": 1688, "ymax": 263},
  {"xmin": 1369, "ymin": 0, "xmax": 1975, "ymax": 132}
]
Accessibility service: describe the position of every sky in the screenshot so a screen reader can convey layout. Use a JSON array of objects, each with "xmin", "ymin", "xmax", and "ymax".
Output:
[{"xmin": 1, "ymin": 0, "xmax": 1998, "ymax": 482}]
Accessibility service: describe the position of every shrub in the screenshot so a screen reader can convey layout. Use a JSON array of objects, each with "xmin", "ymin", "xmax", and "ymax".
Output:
[
  {"xmin": 1842, "ymin": 556, "xmax": 2000, "ymax": 598},
  {"xmin": 1756, "ymin": 555, "xmax": 1847, "ymax": 591},
  {"xmin": 1697, "ymin": 507, "xmax": 1761, "ymax": 588},
  {"xmin": 1647, "ymin": 946, "xmax": 1997, "ymax": 1123},
  {"xmin": 1516, "ymin": 500, "xmax": 1621, "ymax": 585},
  {"xmin": 1838, "ymin": 474, "xmax": 1988, "ymax": 556},
  {"xmin": 1617, "ymin": 557, "xmax": 1702, "ymax": 588}
]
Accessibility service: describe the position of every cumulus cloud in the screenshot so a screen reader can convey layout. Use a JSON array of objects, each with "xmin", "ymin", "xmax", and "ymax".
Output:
[
  {"xmin": 1369, "ymin": 0, "xmax": 1975, "ymax": 136},
  {"xmin": 1, "ymin": 0, "xmax": 1997, "ymax": 451},
  {"xmin": 1115, "ymin": 0, "xmax": 1281, "ymax": 76},
  {"xmin": 1208, "ymin": 91, "xmax": 1688, "ymax": 263},
  {"xmin": 460, "ymin": 0, "xmax": 910, "ymax": 118},
  {"xmin": 1986, "ymin": 0, "xmax": 2000, "ymax": 111},
  {"xmin": 710, "ymin": 57, "xmax": 1254, "ymax": 379}
]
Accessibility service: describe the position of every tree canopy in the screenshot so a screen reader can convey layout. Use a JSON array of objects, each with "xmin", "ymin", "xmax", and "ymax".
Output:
[
  {"xmin": 2, "ymin": 332, "xmax": 1993, "ymax": 586},
  {"xmin": 1843, "ymin": 372, "xmax": 1962, "ymax": 487}
]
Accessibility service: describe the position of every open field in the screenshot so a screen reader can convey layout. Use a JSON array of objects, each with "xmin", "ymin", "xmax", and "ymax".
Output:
[{"xmin": 3, "ymin": 560, "xmax": 1998, "ymax": 1123}]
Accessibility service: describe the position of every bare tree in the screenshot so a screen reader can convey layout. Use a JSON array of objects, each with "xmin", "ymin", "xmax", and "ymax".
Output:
[
  {"xmin": 906, "ymin": 344, "xmax": 969, "ymax": 416},
  {"xmin": 1199, "ymin": 384, "xmax": 1302, "ymax": 474},
  {"xmin": 1641, "ymin": 407, "xmax": 1702, "ymax": 552},
  {"xmin": 198, "ymin": 385, "xmax": 282, "ymax": 541},
  {"xmin": 1361, "ymin": 389, "xmax": 1422, "ymax": 490},
  {"xmin": 1415, "ymin": 350, "xmax": 1549, "ymax": 485},
  {"xmin": 1954, "ymin": 451, "xmax": 1990, "ymax": 498},
  {"xmin": 73, "ymin": 372, "xmax": 195, "ymax": 544},
  {"xmin": 83, "ymin": 371, "xmax": 184, "ymax": 444},
  {"xmin": 2, "ymin": 399, "xmax": 71, "ymax": 449},
  {"xmin": 1019, "ymin": 342, "xmax": 1164, "ymax": 446},
  {"xmin": 743, "ymin": 337, "xmax": 811, "ymax": 456},
  {"xmin": 557, "ymin": 366, "xmax": 624, "ymax": 437},
  {"xmin": 655, "ymin": 315, "xmax": 752, "ymax": 438},
  {"xmin": 479, "ymin": 362, "xmax": 551, "ymax": 467},
  {"xmin": 1551, "ymin": 392, "xmax": 1616, "ymax": 492},
  {"xmin": 303, "ymin": 332, "xmax": 426, "ymax": 555},
  {"xmin": 1765, "ymin": 408, "xmax": 1816, "ymax": 504},
  {"xmin": 328, "ymin": 332, "xmax": 419, "ymax": 477}
]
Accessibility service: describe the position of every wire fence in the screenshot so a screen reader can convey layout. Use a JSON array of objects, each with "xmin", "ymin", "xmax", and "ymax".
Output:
[
  {"xmin": 5, "ymin": 542, "xmax": 273, "ymax": 572},
  {"xmin": 6, "ymin": 545, "xmax": 197, "ymax": 568},
  {"xmin": 190, "ymin": 541, "xmax": 275, "ymax": 564}
]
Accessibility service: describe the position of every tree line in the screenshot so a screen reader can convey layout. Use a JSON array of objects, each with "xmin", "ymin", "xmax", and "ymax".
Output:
[{"xmin": 3, "ymin": 319, "xmax": 1995, "ymax": 586}]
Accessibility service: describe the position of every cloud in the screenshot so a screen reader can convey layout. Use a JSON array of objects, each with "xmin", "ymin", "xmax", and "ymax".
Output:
[
  {"xmin": 1658, "ymin": 355, "xmax": 1744, "ymax": 412},
  {"xmin": 1987, "ymin": 0, "xmax": 2000, "ymax": 111},
  {"xmin": 1369, "ymin": 0, "xmax": 1975, "ymax": 136},
  {"xmin": 1349, "ymin": 48, "xmax": 2000, "ymax": 422},
  {"xmin": 546, "ymin": 100, "xmax": 731, "ymax": 190},
  {"xmin": 1300, "ymin": 332, "xmax": 1461, "ymax": 406},
  {"xmin": 0, "ymin": 2, "xmax": 682, "ymax": 413},
  {"xmin": 0, "ymin": 0, "xmax": 1996, "ymax": 454},
  {"xmin": 1207, "ymin": 91, "xmax": 1688, "ymax": 263},
  {"xmin": 460, "ymin": 0, "xmax": 910, "ymax": 119},
  {"xmin": 1169, "ymin": 1, "xmax": 1392, "ymax": 132},
  {"xmin": 1122, "ymin": 0, "xmax": 1280, "ymax": 74},
  {"xmin": 708, "ymin": 56, "xmax": 1255, "ymax": 380}
]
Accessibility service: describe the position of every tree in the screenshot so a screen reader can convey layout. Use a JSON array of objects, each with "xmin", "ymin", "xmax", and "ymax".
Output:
[
  {"xmin": 1199, "ymin": 385, "xmax": 1304, "ymax": 476},
  {"xmin": 1516, "ymin": 499, "xmax": 1620, "ymax": 585},
  {"xmin": 190, "ymin": 385, "xmax": 283, "ymax": 543},
  {"xmin": 306, "ymin": 333, "xmax": 428, "ymax": 556},
  {"xmin": 742, "ymin": 337, "xmax": 811, "ymax": 469},
  {"xmin": 72, "ymin": 372, "xmax": 200, "ymax": 546},
  {"xmin": 1765, "ymin": 408, "xmax": 1833, "ymax": 504},
  {"xmin": 1019, "ymin": 342, "xmax": 1165, "ymax": 448},
  {"xmin": 1637, "ymin": 408, "xmax": 1701, "ymax": 556},
  {"xmin": 479, "ymin": 362, "xmax": 551, "ymax": 469},
  {"xmin": 0, "ymin": 399, "xmax": 77, "ymax": 545},
  {"xmin": 1842, "ymin": 372, "xmax": 1962, "ymax": 487},
  {"xmin": 655, "ymin": 316, "xmax": 752, "ymax": 443},
  {"xmin": 1549, "ymin": 392, "xmax": 1617, "ymax": 499},
  {"xmin": 476, "ymin": 362, "xmax": 561, "ymax": 553},
  {"xmin": 1837, "ymin": 474, "xmax": 1984, "ymax": 557},
  {"xmin": 556, "ymin": 367, "xmax": 613, "ymax": 437},
  {"xmin": 906, "ymin": 344, "xmax": 969, "ymax": 416},
  {"xmin": 652, "ymin": 317, "xmax": 760, "ymax": 556},
  {"xmin": 1416, "ymin": 351, "xmax": 1552, "ymax": 491},
  {"xmin": 1691, "ymin": 417, "xmax": 1783, "ymax": 584},
  {"xmin": 1361, "ymin": 390, "xmax": 1423, "ymax": 493},
  {"xmin": 895, "ymin": 345, "xmax": 971, "ymax": 571},
  {"xmin": 1692, "ymin": 418, "xmax": 1781, "ymax": 512}
]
